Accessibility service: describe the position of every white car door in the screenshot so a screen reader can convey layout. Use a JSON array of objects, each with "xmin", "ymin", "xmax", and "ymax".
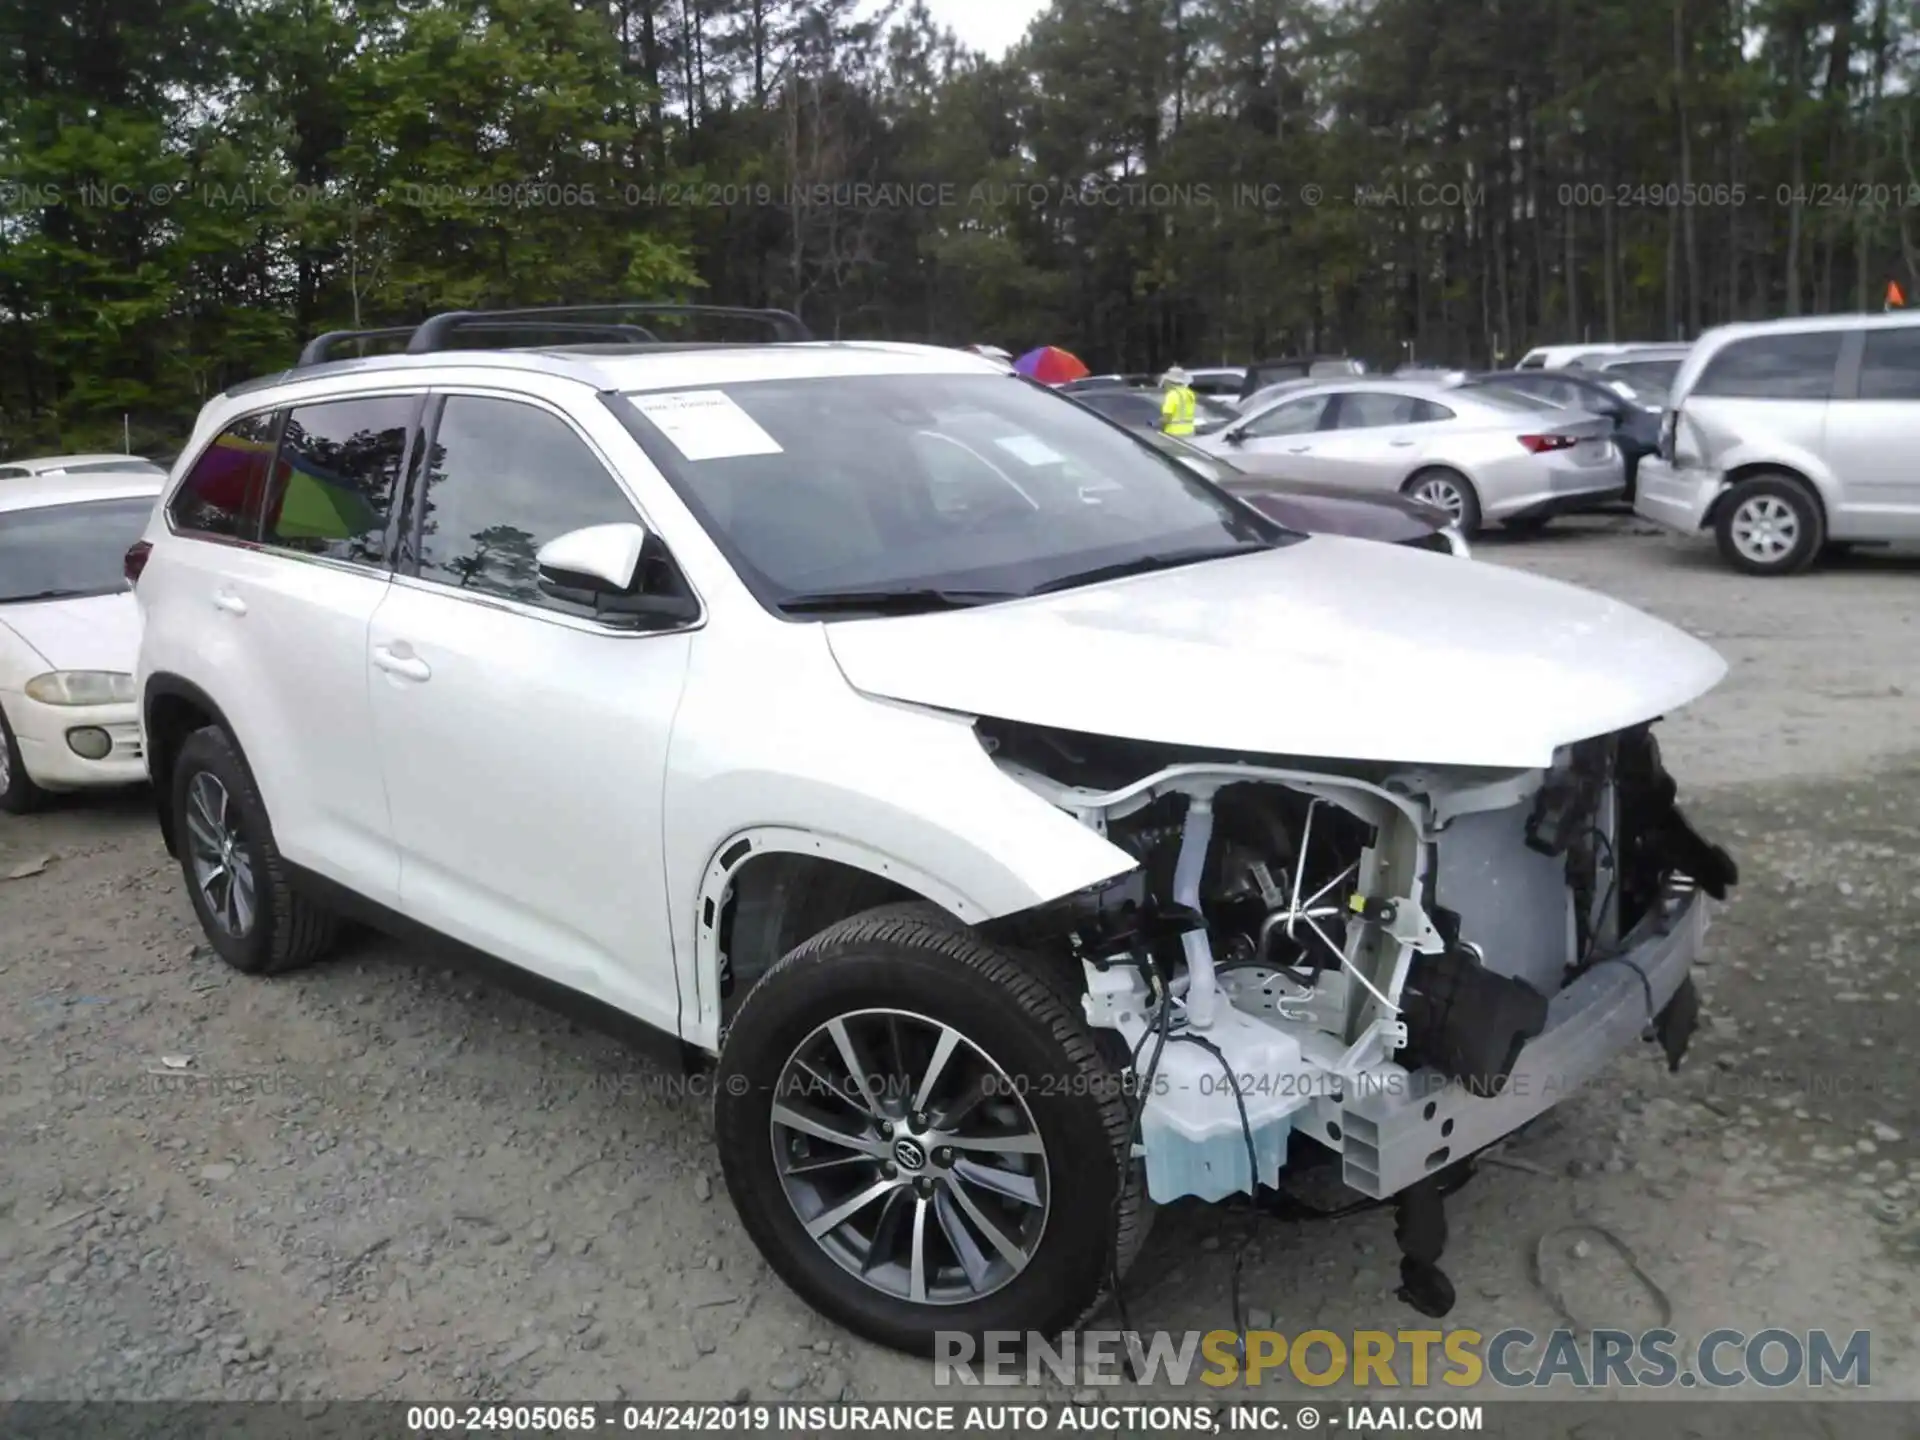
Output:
[
  {"xmin": 365, "ymin": 391, "xmax": 694, "ymax": 1036},
  {"xmin": 1209, "ymin": 393, "xmax": 1336, "ymax": 478}
]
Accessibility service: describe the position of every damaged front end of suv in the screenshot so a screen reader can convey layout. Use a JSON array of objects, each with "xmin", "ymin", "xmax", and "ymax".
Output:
[{"xmin": 978, "ymin": 715, "xmax": 1736, "ymax": 1315}]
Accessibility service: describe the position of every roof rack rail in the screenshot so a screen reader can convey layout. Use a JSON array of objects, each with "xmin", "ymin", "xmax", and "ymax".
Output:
[
  {"xmin": 406, "ymin": 302, "xmax": 812, "ymax": 353},
  {"xmin": 297, "ymin": 327, "xmax": 417, "ymax": 367},
  {"xmin": 296, "ymin": 320, "xmax": 668, "ymax": 368}
]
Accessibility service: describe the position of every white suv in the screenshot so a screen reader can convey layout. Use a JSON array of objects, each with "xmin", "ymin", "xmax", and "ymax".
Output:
[{"xmin": 133, "ymin": 305, "xmax": 1738, "ymax": 1354}]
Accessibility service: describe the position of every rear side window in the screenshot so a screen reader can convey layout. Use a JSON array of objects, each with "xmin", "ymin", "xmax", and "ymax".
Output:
[
  {"xmin": 1857, "ymin": 328, "xmax": 1920, "ymax": 400},
  {"xmin": 1334, "ymin": 391, "xmax": 1427, "ymax": 428},
  {"xmin": 262, "ymin": 395, "xmax": 417, "ymax": 563},
  {"xmin": 1696, "ymin": 331, "xmax": 1843, "ymax": 399},
  {"xmin": 170, "ymin": 413, "xmax": 277, "ymax": 539},
  {"xmin": 411, "ymin": 397, "xmax": 652, "ymax": 621}
]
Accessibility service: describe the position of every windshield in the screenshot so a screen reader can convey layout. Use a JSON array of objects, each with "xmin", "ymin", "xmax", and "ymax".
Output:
[
  {"xmin": 0, "ymin": 496, "xmax": 154, "ymax": 603},
  {"xmin": 617, "ymin": 373, "xmax": 1284, "ymax": 614},
  {"xmin": 1461, "ymin": 382, "xmax": 1562, "ymax": 412},
  {"xmin": 1443, "ymin": 385, "xmax": 1551, "ymax": 414}
]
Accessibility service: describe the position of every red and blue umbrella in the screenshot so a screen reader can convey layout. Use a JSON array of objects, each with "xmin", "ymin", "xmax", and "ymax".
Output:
[{"xmin": 1014, "ymin": 346, "xmax": 1091, "ymax": 385}]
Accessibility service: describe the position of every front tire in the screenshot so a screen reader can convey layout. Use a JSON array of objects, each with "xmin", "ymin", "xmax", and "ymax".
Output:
[
  {"xmin": 1715, "ymin": 474, "xmax": 1823, "ymax": 576},
  {"xmin": 172, "ymin": 726, "xmax": 339, "ymax": 975},
  {"xmin": 714, "ymin": 903, "xmax": 1146, "ymax": 1355},
  {"xmin": 1403, "ymin": 469, "xmax": 1483, "ymax": 537},
  {"xmin": 0, "ymin": 705, "xmax": 49, "ymax": 815}
]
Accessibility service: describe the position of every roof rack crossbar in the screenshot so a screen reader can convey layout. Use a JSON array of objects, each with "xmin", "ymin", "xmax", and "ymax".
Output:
[
  {"xmin": 297, "ymin": 327, "xmax": 417, "ymax": 367},
  {"xmin": 406, "ymin": 302, "xmax": 811, "ymax": 353},
  {"xmin": 426, "ymin": 320, "xmax": 664, "ymax": 345}
]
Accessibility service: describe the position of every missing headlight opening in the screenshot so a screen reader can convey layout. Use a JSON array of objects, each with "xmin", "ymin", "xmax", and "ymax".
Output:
[{"xmin": 976, "ymin": 716, "xmax": 1737, "ymax": 1321}]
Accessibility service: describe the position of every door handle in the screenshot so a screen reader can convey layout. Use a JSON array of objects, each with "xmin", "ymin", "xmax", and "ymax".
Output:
[
  {"xmin": 372, "ymin": 645, "xmax": 432, "ymax": 682},
  {"xmin": 1286, "ymin": 445, "xmax": 1312, "ymax": 454},
  {"xmin": 212, "ymin": 591, "xmax": 247, "ymax": 616},
  {"xmin": 1388, "ymin": 440, "xmax": 1415, "ymax": 448}
]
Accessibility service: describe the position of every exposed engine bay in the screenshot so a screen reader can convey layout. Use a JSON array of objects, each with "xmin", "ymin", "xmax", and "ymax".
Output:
[{"xmin": 979, "ymin": 714, "xmax": 1737, "ymax": 1311}]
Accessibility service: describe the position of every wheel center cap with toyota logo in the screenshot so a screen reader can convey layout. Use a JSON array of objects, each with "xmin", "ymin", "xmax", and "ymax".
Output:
[{"xmin": 891, "ymin": 1137, "xmax": 927, "ymax": 1172}]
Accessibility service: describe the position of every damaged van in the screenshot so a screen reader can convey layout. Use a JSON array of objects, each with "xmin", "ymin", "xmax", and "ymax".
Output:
[{"xmin": 132, "ymin": 306, "xmax": 1737, "ymax": 1357}]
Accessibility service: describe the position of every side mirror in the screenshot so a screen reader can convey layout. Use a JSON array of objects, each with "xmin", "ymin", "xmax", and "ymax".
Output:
[
  {"xmin": 1223, "ymin": 427, "xmax": 1247, "ymax": 445},
  {"xmin": 534, "ymin": 522, "xmax": 700, "ymax": 626},
  {"xmin": 537, "ymin": 522, "xmax": 647, "ymax": 595}
]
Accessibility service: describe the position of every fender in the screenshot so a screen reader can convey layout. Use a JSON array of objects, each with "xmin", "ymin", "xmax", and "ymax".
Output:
[
  {"xmin": 140, "ymin": 672, "xmax": 242, "ymax": 856},
  {"xmin": 668, "ymin": 762, "xmax": 1139, "ymax": 1050},
  {"xmin": 688, "ymin": 825, "xmax": 989, "ymax": 1045}
]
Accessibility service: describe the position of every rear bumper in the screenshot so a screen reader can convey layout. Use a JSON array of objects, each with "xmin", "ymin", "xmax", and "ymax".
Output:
[
  {"xmin": 3, "ymin": 694, "xmax": 147, "ymax": 791},
  {"xmin": 1480, "ymin": 448, "xmax": 1627, "ymax": 522},
  {"xmin": 1500, "ymin": 485, "xmax": 1626, "ymax": 525},
  {"xmin": 1314, "ymin": 886, "xmax": 1708, "ymax": 1198},
  {"xmin": 1634, "ymin": 458, "xmax": 1721, "ymax": 535}
]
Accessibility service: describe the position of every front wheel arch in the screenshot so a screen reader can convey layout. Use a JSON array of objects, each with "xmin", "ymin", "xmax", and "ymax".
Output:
[{"xmin": 1401, "ymin": 467, "xmax": 1484, "ymax": 536}]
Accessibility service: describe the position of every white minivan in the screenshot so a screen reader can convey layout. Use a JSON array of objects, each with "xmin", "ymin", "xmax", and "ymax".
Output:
[{"xmin": 1635, "ymin": 312, "xmax": 1920, "ymax": 574}]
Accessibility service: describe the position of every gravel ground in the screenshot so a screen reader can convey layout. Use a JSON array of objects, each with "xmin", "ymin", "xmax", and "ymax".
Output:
[{"xmin": 2, "ymin": 518, "xmax": 1918, "ymax": 1406}]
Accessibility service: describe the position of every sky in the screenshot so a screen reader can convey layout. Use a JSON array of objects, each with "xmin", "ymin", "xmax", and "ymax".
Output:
[{"xmin": 921, "ymin": 0, "xmax": 1051, "ymax": 57}]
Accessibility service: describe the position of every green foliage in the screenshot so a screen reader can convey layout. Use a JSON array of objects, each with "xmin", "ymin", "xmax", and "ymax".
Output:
[{"xmin": 2, "ymin": 0, "xmax": 1918, "ymax": 454}]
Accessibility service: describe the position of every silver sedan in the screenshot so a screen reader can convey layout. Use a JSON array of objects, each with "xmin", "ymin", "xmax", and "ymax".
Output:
[{"xmin": 1190, "ymin": 379, "xmax": 1625, "ymax": 535}]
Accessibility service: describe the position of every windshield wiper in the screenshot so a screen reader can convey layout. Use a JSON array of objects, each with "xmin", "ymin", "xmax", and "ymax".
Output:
[
  {"xmin": 777, "ymin": 586, "xmax": 1020, "ymax": 617},
  {"xmin": 0, "ymin": 588, "xmax": 95, "ymax": 604},
  {"xmin": 1027, "ymin": 542, "xmax": 1274, "ymax": 596}
]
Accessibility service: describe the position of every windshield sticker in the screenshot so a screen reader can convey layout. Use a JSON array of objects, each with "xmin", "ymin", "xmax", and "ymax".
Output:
[
  {"xmin": 631, "ymin": 390, "xmax": 784, "ymax": 462},
  {"xmin": 994, "ymin": 434, "xmax": 1065, "ymax": 467}
]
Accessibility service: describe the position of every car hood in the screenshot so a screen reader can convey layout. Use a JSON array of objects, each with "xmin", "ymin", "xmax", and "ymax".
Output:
[
  {"xmin": 0, "ymin": 591, "xmax": 139, "ymax": 673},
  {"xmin": 1222, "ymin": 479, "xmax": 1443, "ymax": 543},
  {"xmin": 824, "ymin": 537, "xmax": 1726, "ymax": 769}
]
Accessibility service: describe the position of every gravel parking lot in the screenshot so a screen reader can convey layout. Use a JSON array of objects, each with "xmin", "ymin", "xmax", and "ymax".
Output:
[{"xmin": 3, "ymin": 518, "xmax": 1918, "ymax": 1406}]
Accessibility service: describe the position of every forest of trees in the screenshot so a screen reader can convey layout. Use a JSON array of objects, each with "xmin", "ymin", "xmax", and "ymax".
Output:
[{"xmin": 2, "ymin": 0, "xmax": 1916, "ymax": 454}]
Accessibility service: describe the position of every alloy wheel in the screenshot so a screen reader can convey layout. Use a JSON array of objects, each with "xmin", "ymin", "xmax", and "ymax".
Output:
[
  {"xmin": 184, "ymin": 771, "xmax": 257, "ymax": 937},
  {"xmin": 1729, "ymin": 495, "xmax": 1800, "ymax": 565},
  {"xmin": 768, "ymin": 1008, "xmax": 1050, "ymax": 1305},
  {"xmin": 0, "ymin": 729, "xmax": 12, "ymax": 795},
  {"xmin": 1412, "ymin": 476, "xmax": 1467, "ymax": 522}
]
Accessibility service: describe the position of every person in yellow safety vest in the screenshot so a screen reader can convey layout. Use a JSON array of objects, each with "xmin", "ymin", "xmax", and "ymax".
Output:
[{"xmin": 1159, "ymin": 367, "xmax": 1197, "ymax": 436}]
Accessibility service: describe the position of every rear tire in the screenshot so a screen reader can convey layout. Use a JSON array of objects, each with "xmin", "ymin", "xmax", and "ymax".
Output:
[
  {"xmin": 714, "ymin": 902, "xmax": 1147, "ymax": 1356},
  {"xmin": 0, "ymin": 705, "xmax": 49, "ymax": 815},
  {"xmin": 172, "ymin": 726, "xmax": 339, "ymax": 975},
  {"xmin": 1403, "ymin": 469, "xmax": 1483, "ymax": 537},
  {"xmin": 1714, "ymin": 473, "xmax": 1823, "ymax": 576}
]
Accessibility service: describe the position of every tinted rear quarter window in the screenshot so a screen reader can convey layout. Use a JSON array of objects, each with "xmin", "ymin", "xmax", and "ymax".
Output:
[
  {"xmin": 1857, "ymin": 328, "xmax": 1920, "ymax": 400},
  {"xmin": 1696, "ymin": 331, "xmax": 1843, "ymax": 399},
  {"xmin": 263, "ymin": 395, "xmax": 416, "ymax": 563},
  {"xmin": 170, "ymin": 413, "xmax": 278, "ymax": 539}
]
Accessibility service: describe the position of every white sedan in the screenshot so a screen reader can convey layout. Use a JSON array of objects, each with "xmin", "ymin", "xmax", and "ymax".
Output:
[
  {"xmin": 1192, "ymin": 379, "xmax": 1625, "ymax": 535},
  {"xmin": 0, "ymin": 471, "xmax": 163, "ymax": 812},
  {"xmin": 0, "ymin": 452, "xmax": 167, "ymax": 479}
]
